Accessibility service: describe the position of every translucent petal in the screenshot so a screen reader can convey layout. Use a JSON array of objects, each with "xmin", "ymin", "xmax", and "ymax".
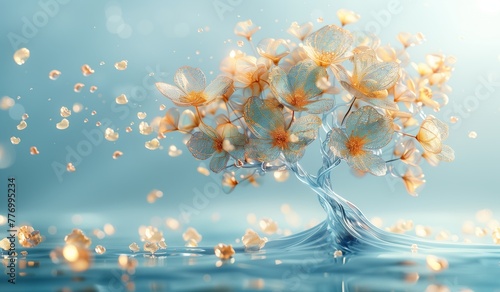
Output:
[
  {"xmin": 328, "ymin": 128, "xmax": 348, "ymax": 159},
  {"xmin": 186, "ymin": 132, "xmax": 215, "ymax": 160},
  {"xmin": 351, "ymin": 47, "xmax": 378, "ymax": 80},
  {"xmin": 155, "ymin": 82, "xmax": 188, "ymax": 106},
  {"xmin": 209, "ymin": 151, "xmax": 229, "ymax": 173},
  {"xmin": 436, "ymin": 144, "xmax": 454, "ymax": 162},
  {"xmin": 337, "ymin": 9, "xmax": 360, "ymax": 26},
  {"xmin": 174, "ymin": 66, "xmax": 206, "ymax": 94},
  {"xmin": 287, "ymin": 22, "xmax": 314, "ymax": 41},
  {"xmin": 198, "ymin": 123, "xmax": 219, "ymax": 140},
  {"xmin": 416, "ymin": 116, "xmax": 444, "ymax": 153},
  {"xmin": 303, "ymin": 25, "xmax": 353, "ymax": 66},
  {"xmin": 160, "ymin": 107, "xmax": 180, "ymax": 133},
  {"xmin": 178, "ymin": 110, "xmax": 199, "ymax": 132},
  {"xmin": 283, "ymin": 147, "xmax": 306, "ymax": 163},
  {"xmin": 269, "ymin": 66, "xmax": 293, "ymax": 105},
  {"xmin": 361, "ymin": 62, "xmax": 400, "ymax": 91},
  {"xmin": 362, "ymin": 94, "xmax": 399, "ymax": 111},
  {"xmin": 347, "ymin": 151, "xmax": 387, "ymax": 176},
  {"xmin": 243, "ymin": 97, "xmax": 285, "ymax": 139},
  {"xmin": 217, "ymin": 124, "xmax": 246, "ymax": 160},
  {"xmin": 256, "ymin": 38, "xmax": 290, "ymax": 63},
  {"xmin": 245, "ymin": 139, "xmax": 280, "ymax": 162},
  {"xmin": 289, "ymin": 115, "xmax": 321, "ymax": 143},
  {"xmin": 346, "ymin": 106, "xmax": 394, "ymax": 149},
  {"xmin": 304, "ymin": 98, "xmax": 335, "ymax": 114},
  {"xmin": 204, "ymin": 76, "xmax": 232, "ymax": 105}
]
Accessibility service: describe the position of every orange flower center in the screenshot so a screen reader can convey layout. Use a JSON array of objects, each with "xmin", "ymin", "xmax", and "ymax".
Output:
[
  {"xmin": 214, "ymin": 138, "xmax": 224, "ymax": 153},
  {"xmin": 291, "ymin": 89, "xmax": 309, "ymax": 108},
  {"xmin": 271, "ymin": 127, "xmax": 289, "ymax": 150},
  {"xmin": 345, "ymin": 135, "xmax": 366, "ymax": 156},
  {"xmin": 186, "ymin": 91, "xmax": 207, "ymax": 105}
]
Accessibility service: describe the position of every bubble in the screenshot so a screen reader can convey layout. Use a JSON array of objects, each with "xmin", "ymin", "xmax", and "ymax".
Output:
[
  {"xmin": 9, "ymin": 103, "xmax": 26, "ymax": 120},
  {"xmin": 13, "ymin": 48, "xmax": 30, "ymax": 65},
  {"xmin": 49, "ymin": 70, "xmax": 61, "ymax": 80},
  {"xmin": 106, "ymin": 15, "xmax": 125, "ymax": 34},
  {"xmin": 115, "ymin": 94, "xmax": 128, "ymax": 104}
]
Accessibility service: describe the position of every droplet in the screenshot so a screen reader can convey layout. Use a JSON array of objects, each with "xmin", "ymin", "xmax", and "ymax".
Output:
[
  {"xmin": 114, "ymin": 60, "xmax": 128, "ymax": 70},
  {"xmin": 56, "ymin": 118, "xmax": 70, "ymax": 130},
  {"xmin": 182, "ymin": 227, "xmax": 202, "ymax": 243},
  {"xmin": 105, "ymin": 128, "xmax": 119, "ymax": 141},
  {"xmin": 90, "ymin": 86, "xmax": 98, "ymax": 93},
  {"xmin": 66, "ymin": 162, "xmax": 76, "ymax": 172},
  {"xmin": 74, "ymin": 83, "xmax": 85, "ymax": 93},
  {"xmin": 112, "ymin": 150, "xmax": 123, "ymax": 159},
  {"xmin": 129, "ymin": 242, "xmax": 140, "ymax": 253},
  {"xmin": 60, "ymin": 106, "xmax": 71, "ymax": 117},
  {"xmin": 30, "ymin": 146, "xmax": 39, "ymax": 155},
  {"xmin": 95, "ymin": 245, "xmax": 106, "ymax": 255},
  {"xmin": 81, "ymin": 64, "xmax": 95, "ymax": 76},
  {"xmin": 13, "ymin": 48, "xmax": 30, "ymax": 65},
  {"xmin": 468, "ymin": 131, "xmax": 477, "ymax": 139},
  {"xmin": 137, "ymin": 112, "xmax": 147, "ymax": 119},
  {"xmin": 259, "ymin": 218, "xmax": 278, "ymax": 235},
  {"xmin": 49, "ymin": 70, "xmax": 61, "ymax": 80},
  {"xmin": 18, "ymin": 226, "xmax": 42, "ymax": 247},
  {"xmin": 214, "ymin": 243, "xmax": 235, "ymax": 259},
  {"xmin": 168, "ymin": 145, "xmax": 182, "ymax": 157},
  {"xmin": 10, "ymin": 136, "xmax": 20, "ymax": 145},
  {"xmin": 145, "ymin": 138, "xmax": 160, "ymax": 150},
  {"xmin": 17, "ymin": 120, "xmax": 27, "ymax": 130},
  {"xmin": 115, "ymin": 94, "xmax": 128, "ymax": 104}
]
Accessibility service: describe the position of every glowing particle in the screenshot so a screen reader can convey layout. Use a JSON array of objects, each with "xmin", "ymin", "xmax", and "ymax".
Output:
[
  {"xmin": 214, "ymin": 243, "xmax": 235, "ymax": 259},
  {"xmin": 118, "ymin": 255, "xmax": 137, "ymax": 271},
  {"xmin": 56, "ymin": 118, "xmax": 70, "ymax": 130},
  {"xmin": 115, "ymin": 94, "xmax": 128, "ymax": 105},
  {"xmin": 183, "ymin": 227, "xmax": 202, "ymax": 244},
  {"xmin": 197, "ymin": 28, "xmax": 204, "ymax": 33},
  {"xmin": 104, "ymin": 223, "xmax": 115, "ymax": 235},
  {"xmin": 62, "ymin": 244, "xmax": 92, "ymax": 272},
  {"xmin": 139, "ymin": 121, "xmax": 153, "ymax": 135},
  {"xmin": 125, "ymin": 127, "xmax": 132, "ymax": 133},
  {"xmin": 144, "ymin": 242, "xmax": 159, "ymax": 254},
  {"xmin": 114, "ymin": 60, "xmax": 128, "ymax": 70},
  {"xmin": 139, "ymin": 226, "xmax": 164, "ymax": 243},
  {"xmin": 426, "ymin": 255, "xmax": 448, "ymax": 272},
  {"xmin": 99, "ymin": 61, "xmax": 105, "ymax": 65},
  {"xmin": 158, "ymin": 240, "xmax": 167, "ymax": 249},
  {"xmin": 49, "ymin": 70, "xmax": 61, "ymax": 80},
  {"xmin": 60, "ymin": 106, "xmax": 71, "ymax": 117},
  {"xmin": 415, "ymin": 225, "xmax": 432, "ymax": 237},
  {"xmin": 105, "ymin": 128, "xmax": 119, "ymax": 141},
  {"xmin": 13, "ymin": 48, "xmax": 30, "ymax": 65},
  {"xmin": 195, "ymin": 50, "xmax": 200, "ymax": 55},
  {"xmin": 493, "ymin": 228, "xmax": 500, "ymax": 244},
  {"xmin": 73, "ymin": 103, "xmax": 83, "ymax": 113},
  {"xmin": 0, "ymin": 96, "xmax": 15, "ymax": 110},
  {"xmin": 129, "ymin": 242, "xmax": 140, "ymax": 252},
  {"xmin": 476, "ymin": 209, "xmax": 492, "ymax": 223},
  {"xmin": 30, "ymin": 146, "xmax": 39, "ymax": 155},
  {"xmin": 96, "ymin": 121, "xmax": 101, "ymax": 127},
  {"xmin": 411, "ymin": 244, "xmax": 418, "ymax": 252},
  {"xmin": 474, "ymin": 227, "xmax": 488, "ymax": 237},
  {"xmin": 18, "ymin": 226, "xmax": 42, "ymax": 248},
  {"xmin": 17, "ymin": 120, "xmax": 27, "ymax": 130},
  {"xmin": 10, "ymin": 137, "xmax": 20, "ymax": 145},
  {"xmin": 273, "ymin": 170, "xmax": 289, "ymax": 182},
  {"xmin": 81, "ymin": 64, "xmax": 95, "ymax": 76},
  {"xmin": 237, "ymin": 40, "xmax": 244, "ymax": 47},
  {"xmin": 166, "ymin": 218, "xmax": 180, "ymax": 230},
  {"xmin": 186, "ymin": 238, "xmax": 198, "ymax": 247},
  {"xmin": 450, "ymin": 116, "xmax": 459, "ymax": 123},
  {"xmin": 468, "ymin": 131, "xmax": 477, "ymax": 139},
  {"xmin": 241, "ymin": 229, "xmax": 267, "ymax": 250},
  {"xmin": 137, "ymin": 112, "xmax": 147, "ymax": 119},
  {"xmin": 0, "ymin": 238, "xmax": 11, "ymax": 250},
  {"xmin": 112, "ymin": 150, "xmax": 123, "ymax": 159},
  {"xmin": 147, "ymin": 189, "xmax": 163, "ymax": 203},
  {"xmin": 74, "ymin": 83, "xmax": 85, "ymax": 93},
  {"xmin": 168, "ymin": 145, "xmax": 182, "ymax": 157},
  {"xmin": 317, "ymin": 17, "xmax": 324, "ymax": 23},
  {"xmin": 90, "ymin": 86, "xmax": 98, "ymax": 93},
  {"xmin": 196, "ymin": 166, "xmax": 210, "ymax": 177},
  {"xmin": 93, "ymin": 229, "xmax": 105, "ymax": 239},
  {"xmin": 159, "ymin": 104, "xmax": 166, "ymax": 110},
  {"xmin": 259, "ymin": 218, "xmax": 278, "ymax": 235},
  {"xmin": 145, "ymin": 138, "xmax": 160, "ymax": 150},
  {"xmin": 333, "ymin": 250, "xmax": 343, "ymax": 258},
  {"xmin": 66, "ymin": 162, "xmax": 76, "ymax": 172},
  {"xmin": 247, "ymin": 213, "xmax": 257, "ymax": 225},
  {"xmin": 91, "ymin": 110, "xmax": 97, "ymax": 116},
  {"xmin": 65, "ymin": 229, "xmax": 92, "ymax": 248},
  {"xmin": 370, "ymin": 217, "xmax": 383, "ymax": 228},
  {"xmin": 95, "ymin": 245, "xmax": 106, "ymax": 255},
  {"xmin": 0, "ymin": 215, "xmax": 6, "ymax": 225}
]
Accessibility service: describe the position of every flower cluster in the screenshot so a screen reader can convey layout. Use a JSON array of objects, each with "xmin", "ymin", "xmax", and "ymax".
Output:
[{"xmin": 156, "ymin": 9, "xmax": 455, "ymax": 196}]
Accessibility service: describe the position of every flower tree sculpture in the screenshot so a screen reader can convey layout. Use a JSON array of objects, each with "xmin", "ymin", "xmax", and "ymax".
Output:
[{"xmin": 156, "ymin": 11, "xmax": 455, "ymax": 251}]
